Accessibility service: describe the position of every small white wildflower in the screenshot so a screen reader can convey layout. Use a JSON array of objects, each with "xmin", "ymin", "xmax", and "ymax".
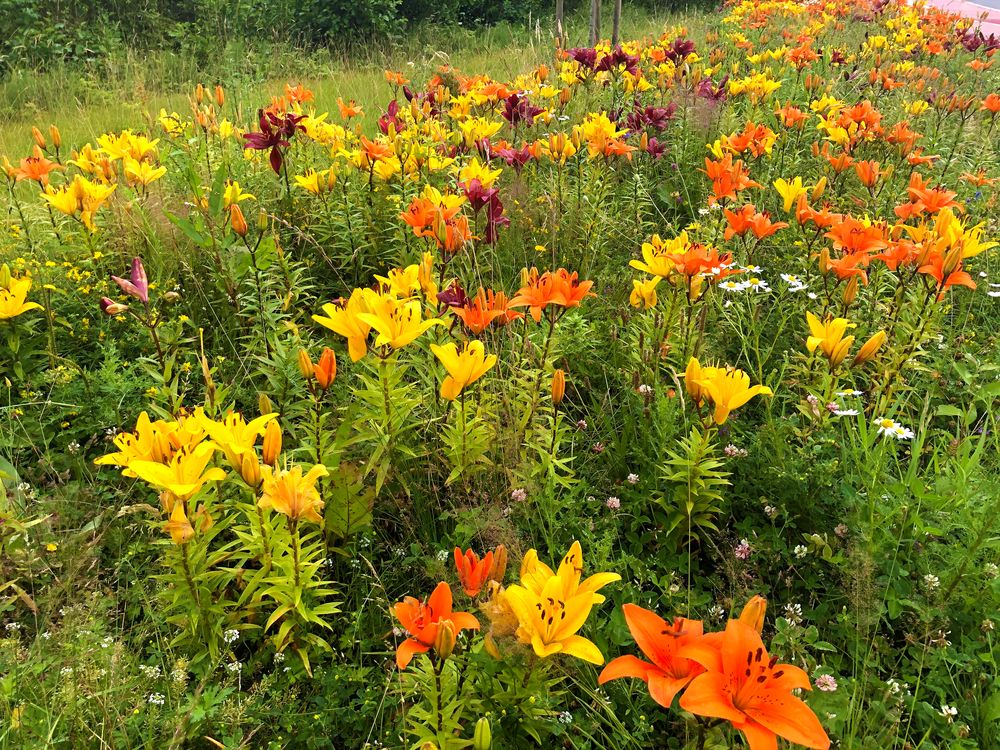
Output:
[
  {"xmin": 638, "ymin": 383, "xmax": 653, "ymax": 395},
  {"xmin": 745, "ymin": 277, "xmax": 770, "ymax": 293},
  {"xmin": 511, "ymin": 488, "xmax": 527, "ymax": 503},
  {"xmin": 436, "ymin": 549, "xmax": 449, "ymax": 562},
  {"xmin": 147, "ymin": 693, "xmax": 166, "ymax": 706},
  {"xmin": 225, "ymin": 661, "xmax": 242, "ymax": 674},
  {"xmin": 940, "ymin": 704, "xmax": 958, "ymax": 723},
  {"xmin": 223, "ymin": 628, "xmax": 240, "ymax": 644},
  {"xmin": 794, "ymin": 545, "xmax": 808, "ymax": 559},
  {"xmin": 139, "ymin": 664, "xmax": 162, "ymax": 679},
  {"xmin": 627, "ymin": 473, "xmax": 639, "ymax": 484},
  {"xmin": 764, "ymin": 505, "xmax": 778, "ymax": 519},
  {"xmin": 833, "ymin": 408, "xmax": 859, "ymax": 416},
  {"xmin": 815, "ymin": 674, "xmax": 838, "ymax": 692},
  {"xmin": 558, "ymin": 711, "xmax": 573, "ymax": 724},
  {"xmin": 923, "ymin": 574, "xmax": 940, "ymax": 591},
  {"xmin": 606, "ymin": 496, "xmax": 621, "ymax": 510}
]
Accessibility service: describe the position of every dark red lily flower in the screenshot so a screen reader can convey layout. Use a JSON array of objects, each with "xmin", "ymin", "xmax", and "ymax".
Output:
[
  {"xmin": 664, "ymin": 38, "xmax": 697, "ymax": 64},
  {"xmin": 437, "ymin": 281, "xmax": 469, "ymax": 308},
  {"xmin": 645, "ymin": 137, "xmax": 667, "ymax": 160},
  {"xmin": 696, "ymin": 76, "xmax": 729, "ymax": 103},
  {"xmin": 243, "ymin": 110, "xmax": 305, "ymax": 174},
  {"xmin": 567, "ymin": 47, "xmax": 598, "ymax": 69},
  {"xmin": 111, "ymin": 257, "xmax": 149, "ymax": 304},
  {"xmin": 493, "ymin": 144, "xmax": 533, "ymax": 174},
  {"xmin": 484, "ymin": 193, "xmax": 509, "ymax": 245},
  {"xmin": 596, "ymin": 46, "xmax": 640, "ymax": 77},
  {"xmin": 463, "ymin": 179, "xmax": 498, "ymax": 213},
  {"xmin": 378, "ymin": 100, "xmax": 403, "ymax": 135},
  {"xmin": 502, "ymin": 93, "xmax": 544, "ymax": 128}
]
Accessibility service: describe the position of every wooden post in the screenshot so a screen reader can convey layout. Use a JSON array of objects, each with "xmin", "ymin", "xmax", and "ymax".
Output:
[
  {"xmin": 590, "ymin": 0, "xmax": 602, "ymax": 47},
  {"xmin": 555, "ymin": 0, "xmax": 565, "ymax": 49},
  {"xmin": 611, "ymin": 0, "xmax": 622, "ymax": 47}
]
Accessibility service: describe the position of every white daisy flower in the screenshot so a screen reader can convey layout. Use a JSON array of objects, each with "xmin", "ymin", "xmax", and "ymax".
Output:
[
  {"xmin": 745, "ymin": 277, "xmax": 770, "ymax": 293},
  {"xmin": 833, "ymin": 408, "xmax": 859, "ymax": 416}
]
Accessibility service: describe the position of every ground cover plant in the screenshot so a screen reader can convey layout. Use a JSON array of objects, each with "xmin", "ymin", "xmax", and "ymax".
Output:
[{"xmin": 1, "ymin": 0, "xmax": 1000, "ymax": 748}]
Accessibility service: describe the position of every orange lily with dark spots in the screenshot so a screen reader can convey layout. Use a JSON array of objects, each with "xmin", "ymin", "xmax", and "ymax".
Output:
[
  {"xmin": 454, "ymin": 547, "xmax": 494, "ymax": 596},
  {"xmin": 598, "ymin": 605, "xmax": 705, "ymax": 708},
  {"xmin": 679, "ymin": 620, "xmax": 831, "ymax": 750},
  {"xmin": 394, "ymin": 582, "xmax": 479, "ymax": 669}
]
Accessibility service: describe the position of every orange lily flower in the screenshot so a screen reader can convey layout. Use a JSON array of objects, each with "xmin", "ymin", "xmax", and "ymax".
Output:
[
  {"xmin": 679, "ymin": 620, "xmax": 831, "ymax": 750},
  {"xmin": 14, "ymin": 147, "xmax": 63, "ymax": 186},
  {"xmin": 510, "ymin": 267, "xmax": 561, "ymax": 322},
  {"xmin": 598, "ymin": 605, "xmax": 705, "ymax": 708},
  {"xmin": 454, "ymin": 547, "xmax": 494, "ymax": 597},
  {"xmin": 394, "ymin": 581, "xmax": 480, "ymax": 669}
]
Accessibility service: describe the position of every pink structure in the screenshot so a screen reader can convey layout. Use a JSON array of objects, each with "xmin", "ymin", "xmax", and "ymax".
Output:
[{"xmin": 922, "ymin": 0, "xmax": 1000, "ymax": 37}]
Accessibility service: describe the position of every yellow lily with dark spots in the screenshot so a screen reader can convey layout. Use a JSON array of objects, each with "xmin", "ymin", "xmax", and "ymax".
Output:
[{"xmin": 504, "ymin": 541, "xmax": 620, "ymax": 664}]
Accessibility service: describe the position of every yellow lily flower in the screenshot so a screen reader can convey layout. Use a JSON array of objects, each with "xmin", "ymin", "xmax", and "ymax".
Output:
[
  {"xmin": 0, "ymin": 273, "xmax": 42, "ymax": 320},
  {"xmin": 693, "ymin": 365, "xmax": 773, "ymax": 425},
  {"xmin": 258, "ymin": 464, "xmax": 329, "ymax": 524},
  {"xmin": 430, "ymin": 341, "xmax": 497, "ymax": 400},
  {"xmin": 198, "ymin": 411, "xmax": 277, "ymax": 469},
  {"xmin": 128, "ymin": 442, "xmax": 226, "ymax": 499},
  {"xmin": 684, "ymin": 356, "xmax": 722, "ymax": 406},
  {"xmin": 504, "ymin": 541, "xmax": 619, "ymax": 664},
  {"xmin": 223, "ymin": 180, "xmax": 255, "ymax": 208},
  {"xmin": 313, "ymin": 288, "xmax": 378, "ymax": 361},
  {"xmin": 458, "ymin": 157, "xmax": 503, "ymax": 188},
  {"xmin": 630, "ymin": 232, "xmax": 689, "ymax": 278},
  {"xmin": 806, "ymin": 312, "xmax": 856, "ymax": 367},
  {"xmin": 773, "ymin": 177, "xmax": 810, "ymax": 213},
  {"xmin": 375, "ymin": 265, "xmax": 422, "ymax": 299},
  {"xmin": 629, "ymin": 277, "xmax": 660, "ymax": 309},
  {"xmin": 123, "ymin": 157, "xmax": 166, "ymax": 187},
  {"xmin": 356, "ymin": 293, "xmax": 444, "ymax": 351}
]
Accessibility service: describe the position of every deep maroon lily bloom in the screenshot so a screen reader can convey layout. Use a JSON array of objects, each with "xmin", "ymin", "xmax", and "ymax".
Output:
[
  {"xmin": 243, "ymin": 110, "xmax": 304, "ymax": 174},
  {"xmin": 664, "ymin": 38, "xmax": 697, "ymax": 64},
  {"xmin": 502, "ymin": 93, "xmax": 544, "ymax": 128},
  {"xmin": 567, "ymin": 47, "xmax": 598, "ymax": 69},
  {"xmin": 645, "ymin": 137, "xmax": 667, "ymax": 160},
  {"xmin": 111, "ymin": 257, "xmax": 149, "ymax": 304},
  {"xmin": 596, "ymin": 46, "xmax": 640, "ymax": 77},
  {"xmin": 696, "ymin": 76, "xmax": 729, "ymax": 103},
  {"xmin": 484, "ymin": 193, "xmax": 509, "ymax": 245},
  {"xmin": 437, "ymin": 281, "xmax": 469, "ymax": 308},
  {"xmin": 463, "ymin": 179, "xmax": 498, "ymax": 213},
  {"xmin": 378, "ymin": 100, "xmax": 403, "ymax": 135},
  {"xmin": 493, "ymin": 145, "xmax": 533, "ymax": 174}
]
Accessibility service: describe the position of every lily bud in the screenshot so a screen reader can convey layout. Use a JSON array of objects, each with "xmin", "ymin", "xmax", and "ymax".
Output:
[
  {"xmin": 559, "ymin": 87, "xmax": 572, "ymax": 107},
  {"xmin": 31, "ymin": 126, "xmax": 46, "ymax": 150},
  {"xmin": 257, "ymin": 208, "xmax": 268, "ymax": 232},
  {"xmin": 215, "ymin": 85, "xmax": 225, "ymax": 108},
  {"xmin": 297, "ymin": 349, "xmax": 314, "ymax": 379},
  {"xmin": 830, "ymin": 336, "xmax": 855, "ymax": 368},
  {"xmin": 842, "ymin": 275, "xmax": 859, "ymax": 305},
  {"xmin": 473, "ymin": 717, "xmax": 492, "ymax": 750},
  {"xmin": 314, "ymin": 347, "xmax": 337, "ymax": 390},
  {"xmin": 942, "ymin": 244, "xmax": 963, "ymax": 276},
  {"xmin": 482, "ymin": 633, "xmax": 501, "ymax": 659},
  {"xmin": 434, "ymin": 619, "xmax": 457, "ymax": 661},
  {"xmin": 812, "ymin": 176, "xmax": 827, "ymax": 200},
  {"xmin": 2, "ymin": 156, "xmax": 15, "ymax": 179},
  {"xmin": 230, "ymin": 204, "xmax": 248, "ymax": 237},
  {"xmin": 853, "ymin": 330, "xmax": 886, "ymax": 366},
  {"xmin": 195, "ymin": 83, "xmax": 205, "ymax": 104},
  {"xmin": 818, "ymin": 247, "xmax": 831, "ymax": 275},
  {"xmin": 737, "ymin": 595, "xmax": 767, "ymax": 633},
  {"xmin": 0, "ymin": 264, "xmax": 11, "ymax": 290},
  {"xmin": 551, "ymin": 369, "xmax": 566, "ymax": 406},
  {"xmin": 240, "ymin": 453, "xmax": 262, "ymax": 488},
  {"xmin": 258, "ymin": 393, "xmax": 273, "ymax": 416},
  {"xmin": 99, "ymin": 297, "xmax": 129, "ymax": 316},
  {"xmin": 262, "ymin": 420, "xmax": 282, "ymax": 467},
  {"xmin": 49, "ymin": 125, "xmax": 61, "ymax": 149},
  {"xmin": 487, "ymin": 544, "xmax": 507, "ymax": 584}
]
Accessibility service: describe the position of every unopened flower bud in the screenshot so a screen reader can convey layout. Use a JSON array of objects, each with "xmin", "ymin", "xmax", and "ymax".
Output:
[
  {"xmin": 49, "ymin": 125, "xmax": 61, "ymax": 149},
  {"xmin": 842, "ymin": 275, "xmax": 859, "ymax": 305},
  {"xmin": 297, "ymin": 349, "xmax": 314, "ymax": 379},
  {"xmin": 853, "ymin": 330, "xmax": 886, "ymax": 366},
  {"xmin": 737, "ymin": 595, "xmax": 767, "ymax": 633},
  {"xmin": 551, "ymin": 369, "xmax": 566, "ymax": 406},
  {"xmin": 195, "ymin": 83, "xmax": 205, "ymax": 104},
  {"xmin": 99, "ymin": 297, "xmax": 129, "ymax": 315},
  {"xmin": 473, "ymin": 717, "xmax": 492, "ymax": 750},
  {"xmin": 314, "ymin": 347, "xmax": 336, "ymax": 390},
  {"xmin": 31, "ymin": 126, "xmax": 46, "ymax": 150},
  {"xmin": 215, "ymin": 85, "xmax": 225, "ymax": 108},
  {"xmin": 0, "ymin": 264, "xmax": 11, "ymax": 290},
  {"xmin": 262, "ymin": 420, "xmax": 282, "ymax": 466},
  {"xmin": 240, "ymin": 453, "xmax": 262, "ymax": 488},
  {"xmin": 488, "ymin": 544, "xmax": 507, "ymax": 584},
  {"xmin": 230, "ymin": 204, "xmax": 248, "ymax": 237},
  {"xmin": 257, "ymin": 208, "xmax": 268, "ymax": 232},
  {"xmin": 258, "ymin": 393, "xmax": 273, "ymax": 416},
  {"xmin": 812, "ymin": 176, "xmax": 827, "ymax": 199},
  {"xmin": 434, "ymin": 619, "xmax": 457, "ymax": 661}
]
